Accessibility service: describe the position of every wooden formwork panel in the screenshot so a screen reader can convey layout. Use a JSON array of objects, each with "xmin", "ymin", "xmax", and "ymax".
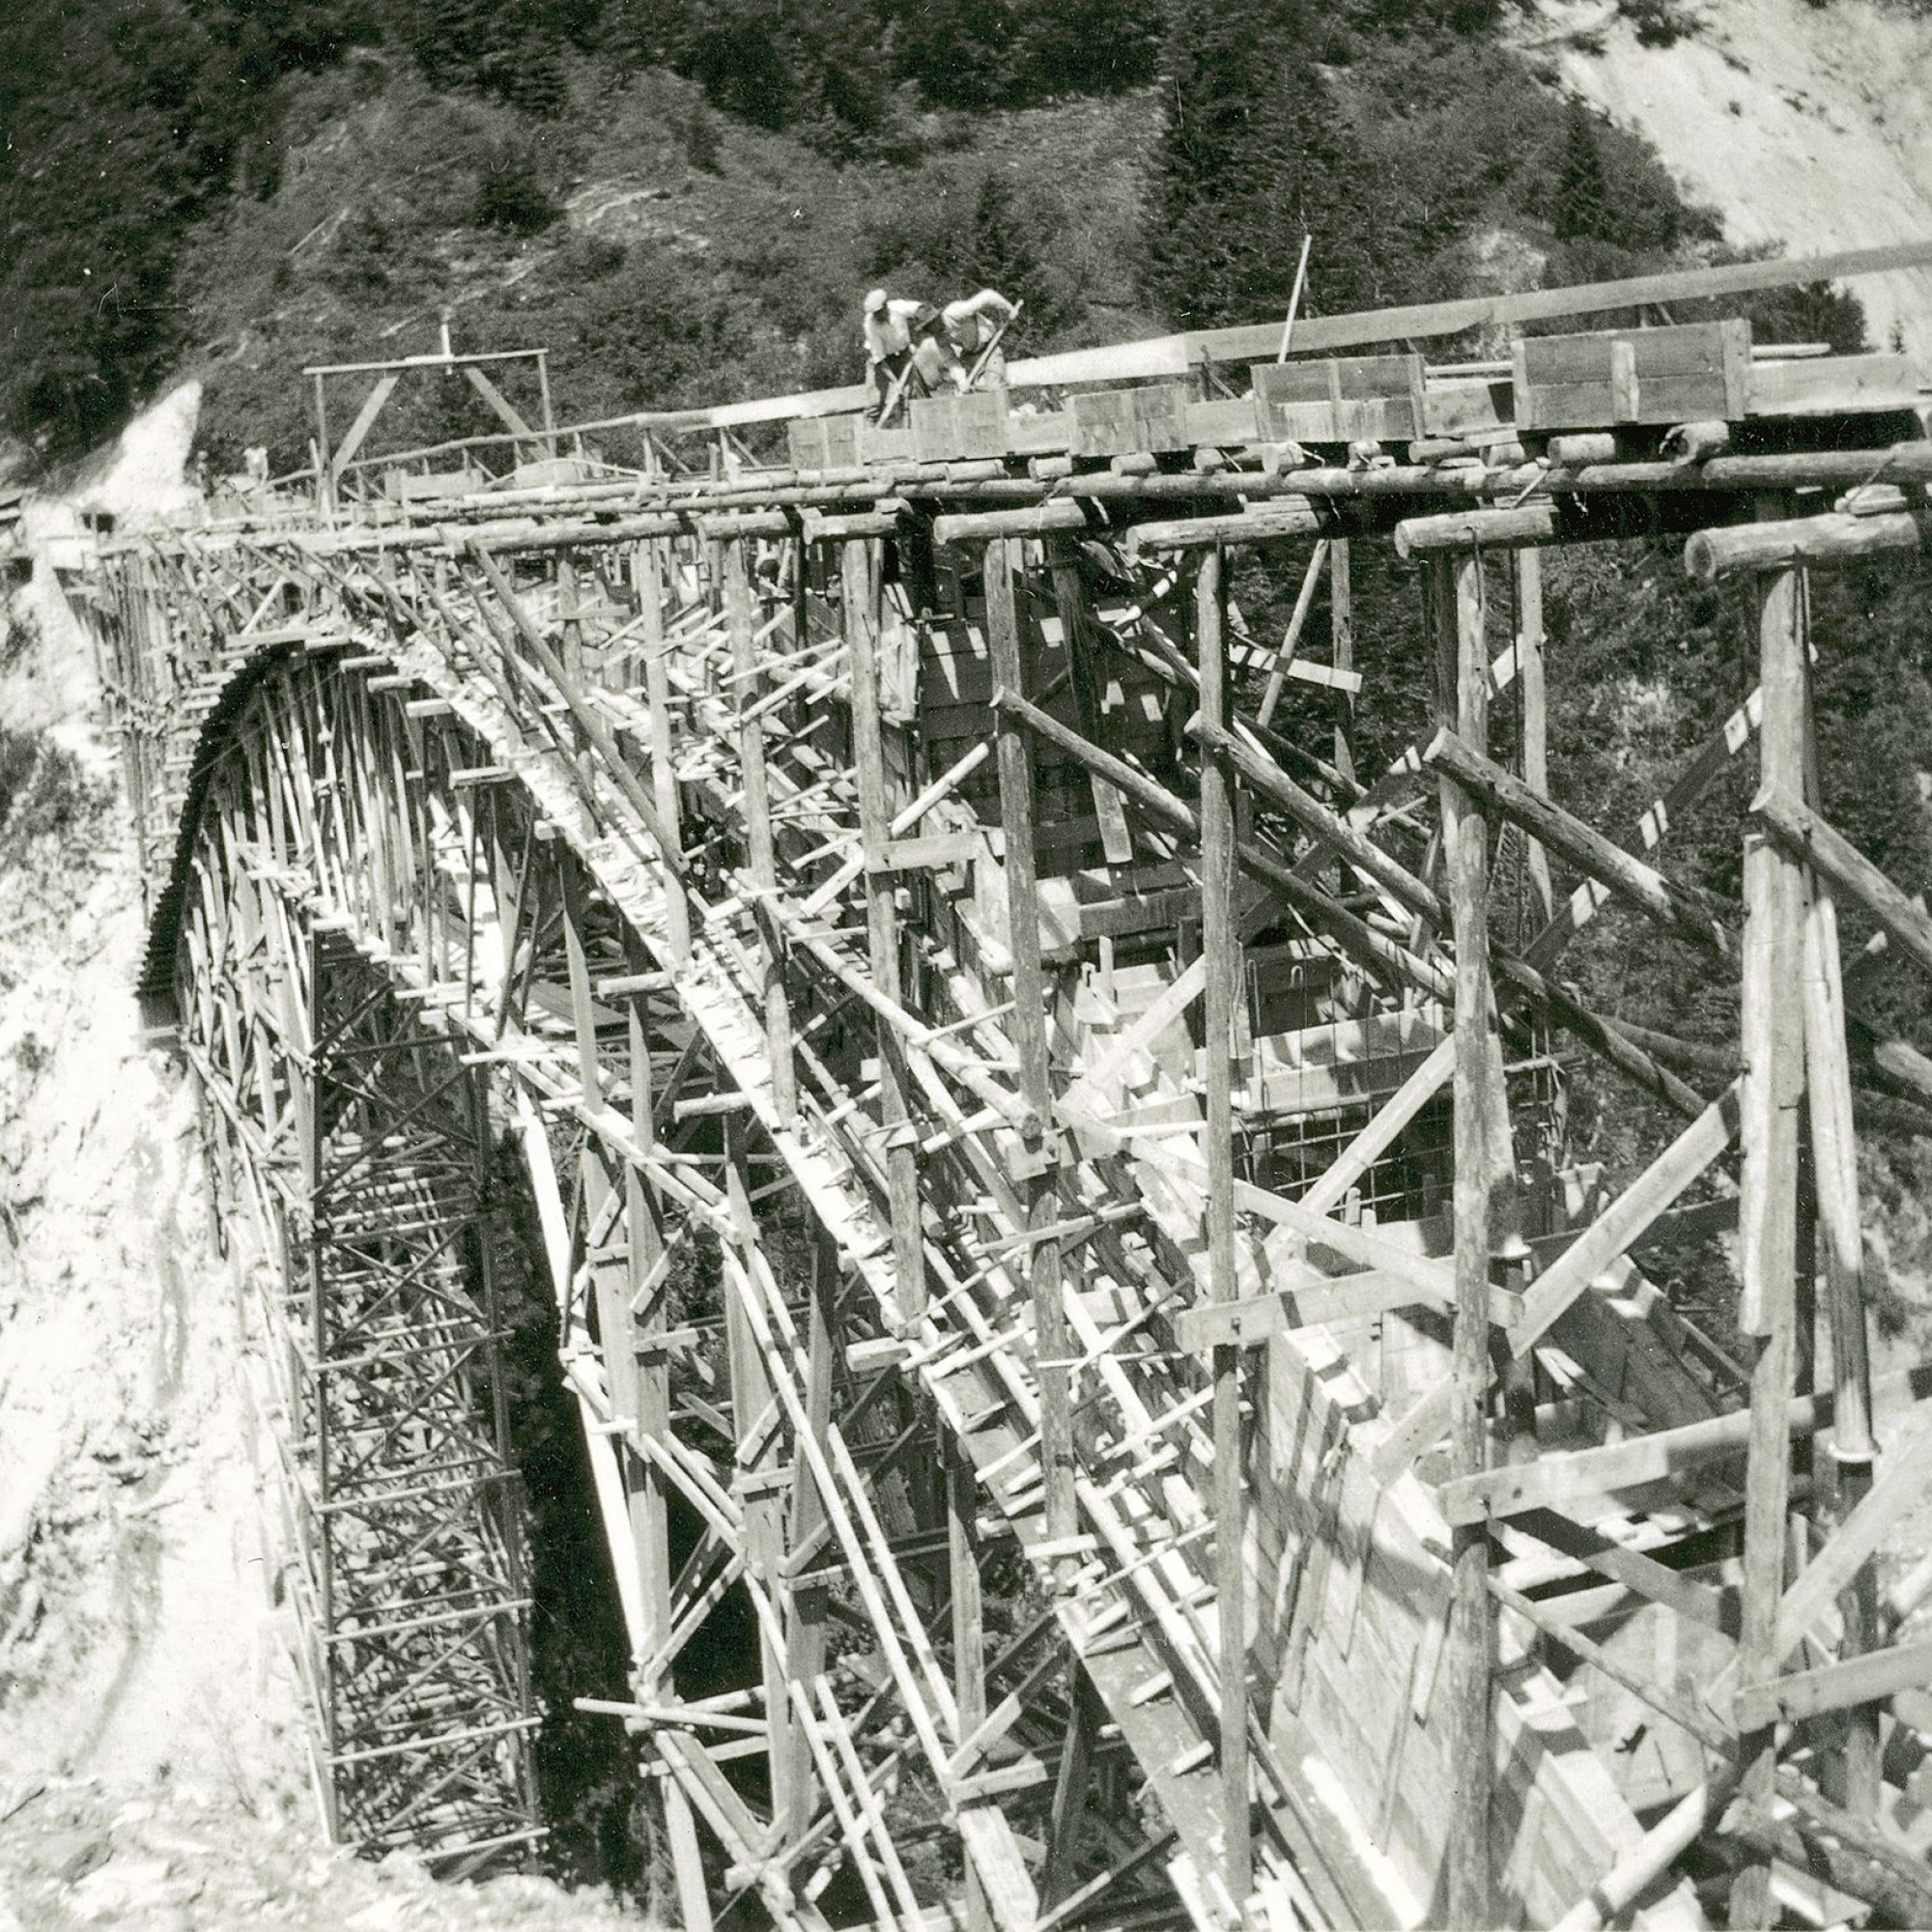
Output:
[
  {"xmin": 1253, "ymin": 355, "xmax": 1428, "ymax": 445},
  {"xmin": 1512, "ymin": 320, "xmax": 1750, "ymax": 429},
  {"xmin": 1069, "ymin": 383, "xmax": 1196, "ymax": 457},
  {"xmin": 911, "ymin": 390, "xmax": 1009, "ymax": 461},
  {"xmin": 1256, "ymin": 1330, "xmax": 1695, "ymax": 1927}
]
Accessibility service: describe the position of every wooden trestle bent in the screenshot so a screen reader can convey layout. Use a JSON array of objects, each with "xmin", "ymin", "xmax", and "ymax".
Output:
[{"xmin": 73, "ymin": 280, "xmax": 1932, "ymax": 1932}]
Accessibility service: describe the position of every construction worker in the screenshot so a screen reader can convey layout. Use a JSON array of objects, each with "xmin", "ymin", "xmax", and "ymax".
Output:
[
  {"xmin": 939, "ymin": 288, "xmax": 1019, "ymax": 391},
  {"xmin": 908, "ymin": 305, "xmax": 953, "ymax": 397},
  {"xmin": 862, "ymin": 287, "xmax": 923, "ymax": 421}
]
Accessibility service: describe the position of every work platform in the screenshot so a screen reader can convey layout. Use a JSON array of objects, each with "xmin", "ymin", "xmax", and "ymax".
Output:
[{"xmin": 70, "ymin": 242, "xmax": 1932, "ymax": 1930}]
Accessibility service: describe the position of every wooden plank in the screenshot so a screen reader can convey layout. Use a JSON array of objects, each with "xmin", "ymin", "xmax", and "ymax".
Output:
[
  {"xmin": 1424, "ymin": 726, "xmax": 1733, "ymax": 956},
  {"xmin": 1523, "ymin": 683, "xmax": 1761, "ymax": 972},
  {"xmin": 1381, "ymin": 1083, "xmax": 1738, "ymax": 1477},
  {"xmin": 1053, "ymin": 546, "xmax": 1134, "ymax": 867},
  {"xmin": 464, "ymin": 362, "xmax": 538, "ymax": 443},
  {"xmin": 1198, "ymin": 717, "xmax": 1438, "ymax": 922},
  {"xmin": 1489, "ymin": 1577, "xmax": 1732, "ymax": 1757},
  {"xmin": 1509, "ymin": 1507, "xmax": 1732, "ymax": 1634},
  {"xmin": 1299, "ymin": 1034, "xmax": 1455, "ymax": 1219},
  {"xmin": 329, "ymin": 372, "xmax": 401, "ymax": 482},
  {"xmin": 1770, "ymin": 1430, "xmax": 1932, "ymax": 1666},
  {"xmin": 957, "ymin": 1804, "xmax": 1041, "ymax": 1932},
  {"xmin": 1255, "ymin": 540, "xmax": 1330, "ymax": 727},
  {"xmin": 1329, "ymin": 538, "xmax": 1355, "ymax": 785},
  {"xmin": 1732, "ymin": 1637, "xmax": 1932, "ymax": 1732},
  {"xmin": 1063, "ymin": 954, "xmax": 1206, "ymax": 1107},
  {"xmin": 1510, "ymin": 1085, "xmax": 1739, "ymax": 1349},
  {"xmin": 1516, "ymin": 551, "xmax": 1553, "ymax": 928}
]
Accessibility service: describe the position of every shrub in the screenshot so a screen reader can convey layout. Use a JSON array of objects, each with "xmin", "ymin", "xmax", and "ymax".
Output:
[{"xmin": 475, "ymin": 138, "xmax": 563, "ymax": 233}]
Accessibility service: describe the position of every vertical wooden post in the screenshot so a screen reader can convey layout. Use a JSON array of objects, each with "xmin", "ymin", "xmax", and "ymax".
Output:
[
  {"xmin": 1730, "ymin": 531, "xmax": 1809, "ymax": 1927},
  {"xmin": 536, "ymin": 347, "xmax": 556, "ymax": 451},
  {"xmin": 723, "ymin": 1114, "xmax": 803, "ymax": 1839},
  {"xmin": 1196, "ymin": 544, "xmax": 1252, "ymax": 1904},
  {"xmin": 784, "ymin": 1222, "xmax": 839, "ymax": 1828},
  {"xmin": 313, "ymin": 373, "xmax": 333, "ymax": 520},
  {"xmin": 1043, "ymin": 1666, "xmax": 1103, "ymax": 1908},
  {"xmin": 614, "ymin": 930, "xmax": 708, "ymax": 1927},
  {"xmin": 1051, "ymin": 541, "xmax": 1132, "ymax": 867},
  {"xmin": 635, "ymin": 536, "xmax": 691, "ymax": 961},
  {"xmin": 724, "ymin": 538, "xmax": 796, "ymax": 1124},
  {"xmin": 841, "ymin": 536, "xmax": 926, "ymax": 1325},
  {"xmin": 984, "ymin": 538, "xmax": 1076, "ymax": 1556},
  {"xmin": 1431, "ymin": 551, "xmax": 1495, "ymax": 1929},
  {"xmin": 1804, "ymin": 852, "xmax": 1880, "ymax": 1811},
  {"xmin": 1329, "ymin": 536, "xmax": 1355, "ymax": 786},
  {"xmin": 950, "ymin": 1434, "xmax": 992, "ymax": 1932},
  {"xmin": 1515, "ymin": 548, "xmax": 1554, "ymax": 928}
]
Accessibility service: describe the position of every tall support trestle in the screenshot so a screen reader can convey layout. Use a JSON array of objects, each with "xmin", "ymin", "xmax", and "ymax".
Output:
[
  {"xmin": 1193, "ymin": 544, "xmax": 1252, "ymax": 1904},
  {"xmin": 1729, "ymin": 528, "xmax": 1811, "ymax": 1928},
  {"xmin": 1429, "ymin": 551, "xmax": 1500, "ymax": 1930}
]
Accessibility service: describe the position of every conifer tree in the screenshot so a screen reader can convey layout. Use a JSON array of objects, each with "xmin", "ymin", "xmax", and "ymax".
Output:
[
  {"xmin": 1141, "ymin": 0, "xmax": 1361, "ymax": 331},
  {"xmin": 1553, "ymin": 103, "xmax": 1610, "ymax": 242}
]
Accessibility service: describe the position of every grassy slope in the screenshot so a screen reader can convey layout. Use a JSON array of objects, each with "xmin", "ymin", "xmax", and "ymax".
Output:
[{"xmin": 180, "ymin": 52, "xmax": 1157, "ymax": 471}]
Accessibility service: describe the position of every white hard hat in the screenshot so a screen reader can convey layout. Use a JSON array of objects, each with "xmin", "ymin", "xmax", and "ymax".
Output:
[{"xmin": 864, "ymin": 287, "xmax": 888, "ymax": 313}]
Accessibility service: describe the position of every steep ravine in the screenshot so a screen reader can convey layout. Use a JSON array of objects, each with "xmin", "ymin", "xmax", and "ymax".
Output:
[{"xmin": 0, "ymin": 406, "xmax": 646, "ymax": 1930}]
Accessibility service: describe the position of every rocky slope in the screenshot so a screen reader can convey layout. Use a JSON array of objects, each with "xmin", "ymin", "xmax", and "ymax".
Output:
[
  {"xmin": 0, "ymin": 405, "xmax": 645, "ymax": 1930},
  {"xmin": 1527, "ymin": 0, "xmax": 1932, "ymax": 355}
]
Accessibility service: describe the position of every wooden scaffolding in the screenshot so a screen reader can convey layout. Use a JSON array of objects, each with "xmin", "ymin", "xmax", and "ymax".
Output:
[{"xmin": 71, "ymin": 242, "xmax": 1932, "ymax": 1929}]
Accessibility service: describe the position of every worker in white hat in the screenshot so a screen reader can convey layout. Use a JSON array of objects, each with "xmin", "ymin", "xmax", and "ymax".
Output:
[{"xmin": 862, "ymin": 286, "xmax": 924, "ymax": 421}]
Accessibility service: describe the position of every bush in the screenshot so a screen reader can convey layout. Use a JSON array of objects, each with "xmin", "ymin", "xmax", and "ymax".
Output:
[
  {"xmin": 0, "ymin": 728, "xmax": 102, "ymax": 842},
  {"xmin": 475, "ymin": 137, "xmax": 563, "ymax": 232}
]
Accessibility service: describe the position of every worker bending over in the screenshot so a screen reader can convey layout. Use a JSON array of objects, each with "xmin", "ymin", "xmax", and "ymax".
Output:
[{"xmin": 940, "ymin": 289, "xmax": 1018, "ymax": 391}]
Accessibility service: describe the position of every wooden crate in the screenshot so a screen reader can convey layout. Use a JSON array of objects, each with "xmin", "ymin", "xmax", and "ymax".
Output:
[
  {"xmin": 1512, "ymin": 319, "xmax": 1750, "ymax": 430},
  {"xmin": 910, "ymin": 390, "xmax": 1009, "ymax": 462},
  {"xmin": 1253, "ymin": 355, "xmax": 1427, "ymax": 444},
  {"xmin": 1069, "ymin": 383, "xmax": 1195, "ymax": 458},
  {"xmin": 785, "ymin": 412, "xmax": 863, "ymax": 471}
]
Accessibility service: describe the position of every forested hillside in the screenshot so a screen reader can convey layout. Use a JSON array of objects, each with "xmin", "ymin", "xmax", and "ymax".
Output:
[{"xmin": 0, "ymin": 0, "xmax": 1810, "ymax": 468}]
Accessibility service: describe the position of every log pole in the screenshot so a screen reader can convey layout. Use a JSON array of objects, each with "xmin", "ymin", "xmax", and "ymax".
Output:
[
  {"xmin": 1196, "ymin": 543, "xmax": 1253, "ymax": 1904},
  {"xmin": 1432, "ymin": 550, "xmax": 1496, "ymax": 1928}
]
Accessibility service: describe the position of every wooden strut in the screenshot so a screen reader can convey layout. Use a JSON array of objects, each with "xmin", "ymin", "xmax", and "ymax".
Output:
[{"xmin": 1432, "ymin": 550, "xmax": 1497, "ymax": 1931}]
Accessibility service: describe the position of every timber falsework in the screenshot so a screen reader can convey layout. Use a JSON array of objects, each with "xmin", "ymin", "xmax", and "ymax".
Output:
[{"xmin": 67, "ymin": 242, "xmax": 1932, "ymax": 1930}]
